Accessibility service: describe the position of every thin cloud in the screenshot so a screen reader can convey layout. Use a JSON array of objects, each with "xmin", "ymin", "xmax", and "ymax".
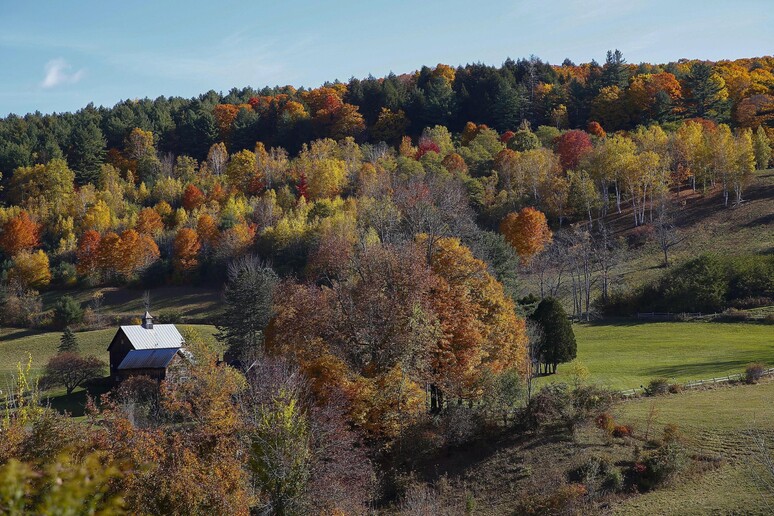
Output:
[{"xmin": 41, "ymin": 59, "xmax": 85, "ymax": 88}]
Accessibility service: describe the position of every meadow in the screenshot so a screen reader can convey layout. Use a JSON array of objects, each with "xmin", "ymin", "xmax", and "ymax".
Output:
[
  {"xmin": 542, "ymin": 321, "xmax": 774, "ymax": 390},
  {"xmin": 613, "ymin": 381, "xmax": 774, "ymax": 515}
]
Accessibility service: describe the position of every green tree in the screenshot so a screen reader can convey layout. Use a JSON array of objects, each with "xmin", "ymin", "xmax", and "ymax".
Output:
[
  {"xmin": 530, "ymin": 297, "xmax": 577, "ymax": 374},
  {"xmin": 246, "ymin": 388, "xmax": 311, "ymax": 516},
  {"xmin": 216, "ymin": 256, "xmax": 278, "ymax": 363},
  {"xmin": 58, "ymin": 327, "xmax": 79, "ymax": 353},
  {"xmin": 53, "ymin": 296, "xmax": 84, "ymax": 329},
  {"xmin": 68, "ymin": 121, "xmax": 106, "ymax": 185},
  {"xmin": 685, "ymin": 62, "xmax": 730, "ymax": 122}
]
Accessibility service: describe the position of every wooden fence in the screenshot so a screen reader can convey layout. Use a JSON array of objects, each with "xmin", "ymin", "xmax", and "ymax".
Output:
[
  {"xmin": 619, "ymin": 367, "xmax": 774, "ymax": 398},
  {"xmin": 636, "ymin": 311, "xmax": 770, "ymax": 321}
]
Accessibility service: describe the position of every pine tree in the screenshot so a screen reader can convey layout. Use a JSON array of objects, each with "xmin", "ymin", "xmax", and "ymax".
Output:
[
  {"xmin": 58, "ymin": 327, "xmax": 79, "ymax": 353},
  {"xmin": 215, "ymin": 255, "xmax": 278, "ymax": 364},
  {"xmin": 68, "ymin": 121, "xmax": 106, "ymax": 185},
  {"xmin": 530, "ymin": 297, "xmax": 577, "ymax": 374}
]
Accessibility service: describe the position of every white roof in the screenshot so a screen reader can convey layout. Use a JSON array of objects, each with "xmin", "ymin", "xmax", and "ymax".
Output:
[{"xmin": 120, "ymin": 324, "xmax": 184, "ymax": 350}]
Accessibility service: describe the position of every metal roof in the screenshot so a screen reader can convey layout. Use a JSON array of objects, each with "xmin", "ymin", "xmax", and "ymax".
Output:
[
  {"xmin": 120, "ymin": 324, "xmax": 184, "ymax": 350},
  {"xmin": 117, "ymin": 348, "xmax": 180, "ymax": 370}
]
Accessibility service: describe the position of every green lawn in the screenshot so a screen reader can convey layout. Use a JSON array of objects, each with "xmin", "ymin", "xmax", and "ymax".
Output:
[
  {"xmin": 612, "ymin": 382, "xmax": 774, "ymax": 515},
  {"xmin": 542, "ymin": 321, "xmax": 774, "ymax": 390}
]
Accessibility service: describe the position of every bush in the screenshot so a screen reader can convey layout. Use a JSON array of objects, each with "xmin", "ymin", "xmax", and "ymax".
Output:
[
  {"xmin": 52, "ymin": 262, "xmax": 78, "ymax": 287},
  {"xmin": 595, "ymin": 412, "xmax": 615, "ymax": 435},
  {"xmin": 745, "ymin": 363, "xmax": 766, "ymax": 384},
  {"xmin": 613, "ymin": 424, "xmax": 633, "ymax": 438},
  {"xmin": 636, "ymin": 441, "xmax": 687, "ymax": 490},
  {"xmin": 668, "ymin": 383, "xmax": 683, "ymax": 394},
  {"xmin": 647, "ymin": 378, "xmax": 670, "ymax": 396},
  {"xmin": 602, "ymin": 468, "xmax": 624, "ymax": 493},
  {"xmin": 527, "ymin": 383, "xmax": 614, "ymax": 434},
  {"xmin": 53, "ymin": 295, "xmax": 84, "ymax": 328},
  {"xmin": 626, "ymin": 224, "xmax": 654, "ymax": 249}
]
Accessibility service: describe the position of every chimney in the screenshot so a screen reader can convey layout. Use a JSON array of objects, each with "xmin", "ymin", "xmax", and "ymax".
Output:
[{"xmin": 142, "ymin": 311, "xmax": 154, "ymax": 329}]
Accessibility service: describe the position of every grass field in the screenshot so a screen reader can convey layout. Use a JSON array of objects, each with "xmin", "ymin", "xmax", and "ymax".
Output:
[
  {"xmin": 540, "ymin": 321, "xmax": 774, "ymax": 390},
  {"xmin": 0, "ymin": 324, "xmax": 219, "ymax": 385},
  {"xmin": 612, "ymin": 381, "xmax": 774, "ymax": 515}
]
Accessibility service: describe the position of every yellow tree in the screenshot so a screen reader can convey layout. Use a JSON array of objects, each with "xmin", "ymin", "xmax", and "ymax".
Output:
[
  {"xmin": 8, "ymin": 250, "xmax": 51, "ymax": 289},
  {"xmin": 173, "ymin": 228, "xmax": 202, "ymax": 277}
]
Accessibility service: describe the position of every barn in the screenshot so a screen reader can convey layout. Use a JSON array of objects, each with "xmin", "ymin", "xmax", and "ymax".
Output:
[{"xmin": 107, "ymin": 312, "xmax": 185, "ymax": 382}]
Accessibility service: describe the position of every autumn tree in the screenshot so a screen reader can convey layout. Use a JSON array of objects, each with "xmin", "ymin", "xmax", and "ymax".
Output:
[
  {"xmin": 43, "ymin": 352, "xmax": 105, "ymax": 395},
  {"xmin": 500, "ymin": 207, "xmax": 553, "ymax": 263},
  {"xmin": 8, "ymin": 250, "xmax": 51, "ymax": 289},
  {"xmin": 135, "ymin": 207, "xmax": 164, "ymax": 236},
  {"xmin": 555, "ymin": 130, "xmax": 593, "ymax": 170},
  {"xmin": 0, "ymin": 211, "xmax": 40, "ymax": 256},
  {"xmin": 76, "ymin": 230, "xmax": 102, "ymax": 279},
  {"xmin": 182, "ymin": 184, "xmax": 206, "ymax": 211},
  {"xmin": 173, "ymin": 227, "xmax": 201, "ymax": 277},
  {"xmin": 225, "ymin": 149, "xmax": 258, "ymax": 192}
]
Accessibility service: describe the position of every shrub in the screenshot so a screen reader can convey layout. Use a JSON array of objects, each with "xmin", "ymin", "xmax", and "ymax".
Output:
[
  {"xmin": 636, "ymin": 441, "xmax": 687, "ymax": 490},
  {"xmin": 668, "ymin": 383, "xmax": 683, "ymax": 394},
  {"xmin": 745, "ymin": 363, "xmax": 766, "ymax": 384},
  {"xmin": 52, "ymin": 262, "xmax": 78, "ymax": 287},
  {"xmin": 613, "ymin": 424, "xmax": 633, "ymax": 438},
  {"xmin": 527, "ymin": 383, "xmax": 614, "ymax": 434},
  {"xmin": 662, "ymin": 423, "xmax": 682, "ymax": 444},
  {"xmin": 647, "ymin": 378, "xmax": 670, "ymax": 396},
  {"xmin": 595, "ymin": 412, "xmax": 615, "ymax": 435},
  {"xmin": 53, "ymin": 295, "xmax": 84, "ymax": 328},
  {"xmin": 602, "ymin": 468, "xmax": 624, "ymax": 493},
  {"xmin": 626, "ymin": 224, "xmax": 654, "ymax": 249}
]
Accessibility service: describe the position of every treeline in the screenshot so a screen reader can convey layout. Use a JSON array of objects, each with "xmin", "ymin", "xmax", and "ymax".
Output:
[
  {"xmin": 605, "ymin": 254, "xmax": 774, "ymax": 314},
  {"xmin": 2, "ymin": 52, "xmax": 774, "ymax": 179}
]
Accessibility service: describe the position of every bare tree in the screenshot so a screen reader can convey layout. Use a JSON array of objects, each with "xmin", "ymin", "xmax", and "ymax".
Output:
[{"xmin": 654, "ymin": 205, "xmax": 685, "ymax": 267}]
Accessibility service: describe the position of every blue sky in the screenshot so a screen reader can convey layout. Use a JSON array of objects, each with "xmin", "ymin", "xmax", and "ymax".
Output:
[{"xmin": 1, "ymin": 0, "xmax": 772, "ymax": 116}]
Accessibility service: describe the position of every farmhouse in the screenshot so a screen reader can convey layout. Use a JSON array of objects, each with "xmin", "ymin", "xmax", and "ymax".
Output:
[{"xmin": 107, "ymin": 312, "xmax": 185, "ymax": 382}]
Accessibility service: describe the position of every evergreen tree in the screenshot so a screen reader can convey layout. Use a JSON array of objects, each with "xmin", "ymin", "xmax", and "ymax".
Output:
[
  {"xmin": 530, "ymin": 297, "xmax": 577, "ymax": 374},
  {"xmin": 58, "ymin": 327, "xmax": 79, "ymax": 353},
  {"xmin": 685, "ymin": 62, "xmax": 730, "ymax": 122},
  {"xmin": 68, "ymin": 121, "xmax": 106, "ymax": 185},
  {"xmin": 602, "ymin": 49, "xmax": 629, "ymax": 89},
  {"xmin": 216, "ymin": 255, "xmax": 279, "ymax": 364}
]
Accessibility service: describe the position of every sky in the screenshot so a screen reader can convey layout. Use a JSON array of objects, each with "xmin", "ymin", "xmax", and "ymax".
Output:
[{"xmin": 1, "ymin": 0, "xmax": 772, "ymax": 116}]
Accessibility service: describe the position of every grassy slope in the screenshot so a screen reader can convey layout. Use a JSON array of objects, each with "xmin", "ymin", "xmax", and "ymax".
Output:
[
  {"xmin": 613, "ymin": 381, "xmax": 774, "ymax": 515},
  {"xmin": 0, "ymin": 324, "xmax": 219, "ymax": 385},
  {"xmin": 540, "ymin": 321, "xmax": 774, "ymax": 390},
  {"xmin": 518, "ymin": 170, "xmax": 774, "ymax": 305},
  {"xmin": 40, "ymin": 285, "xmax": 222, "ymax": 323}
]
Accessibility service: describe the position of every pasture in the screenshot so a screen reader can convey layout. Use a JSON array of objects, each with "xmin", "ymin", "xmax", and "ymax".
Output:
[{"xmin": 544, "ymin": 321, "xmax": 774, "ymax": 390}]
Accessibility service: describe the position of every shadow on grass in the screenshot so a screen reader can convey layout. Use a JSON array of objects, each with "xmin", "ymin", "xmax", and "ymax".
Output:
[
  {"xmin": 644, "ymin": 359, "xmax": 768, "ymax": 379},
  {"xmin": 45, "ymin": 376, "xmax": 112, "ymax": 417},
  {"xmin": 0, "ymin": 327, "xmax": 43, "ymax": 342},
  {"xmin": 581, "ymin": 318, "xmax": 653, "ymax": 327}
]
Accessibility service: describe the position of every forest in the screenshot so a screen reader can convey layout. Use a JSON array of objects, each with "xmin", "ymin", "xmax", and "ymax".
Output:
[{"xmin": 1, "ymin": 51, "xmax": 773, "ymax": 514}]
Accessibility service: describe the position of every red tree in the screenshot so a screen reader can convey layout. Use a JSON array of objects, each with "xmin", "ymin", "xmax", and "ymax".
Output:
[
  {"xmin": 555, "ymin": 130, "xmax": 593, "ymax": 170},
  {"xmin": 182, "ymin": 184, "xmax": 206, "ymax": 212}
]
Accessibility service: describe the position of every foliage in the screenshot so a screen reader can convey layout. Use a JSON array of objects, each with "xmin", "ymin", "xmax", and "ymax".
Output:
[
  {"xmin": 53, "ymin": 295, "xmax": 84, "ymax": 328},
  {"xmin": 500, "ymin": 207, "xmax": 552, "ymax": 264},
  {"xmin": 216, "ymin": 256, "xmax": 278, "ymax": 362},
  {"xmin": 745, "ymin": 362, "xmax": 766, "ymax": 384},
  {"xmin": 42, "ymin": 352, "xmax": 105, "ymax": 394},
  {"xmin": 530, "ymin": 297, "xmax": 577, "ymax": 374},
  {"xmin": 58, "ymin": 327, "xmax": 79, "ymax": 353}
]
